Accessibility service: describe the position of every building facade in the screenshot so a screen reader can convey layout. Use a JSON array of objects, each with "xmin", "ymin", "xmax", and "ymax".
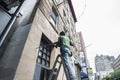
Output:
[
  {"xmin": 0, "ymin": 0, "xmax": 81, "ymax": 80},
  {"xmin": 95, "ymin": 55, "xmax": 115, "ymax": 79},
  {"xmin": 95, "ymin": 55, "xmax": 115, "ymax": 72},
  {"xmin": 112, "ymin": 55, "xmax": 120, "ymax": 70},
  {"xmin": 76, "ymin": 32, "xmax": 91, "ymax": 79}
]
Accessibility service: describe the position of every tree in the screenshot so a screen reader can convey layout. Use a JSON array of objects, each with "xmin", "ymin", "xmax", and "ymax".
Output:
[{"xmin": 102, "ymin": 70, "xmax": 120, "ymax": 80}]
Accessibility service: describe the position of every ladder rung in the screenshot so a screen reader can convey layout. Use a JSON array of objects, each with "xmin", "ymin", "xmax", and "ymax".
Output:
[{"xmin": 56, "ymin": 60, "xmax": 61, "ymax": 63}]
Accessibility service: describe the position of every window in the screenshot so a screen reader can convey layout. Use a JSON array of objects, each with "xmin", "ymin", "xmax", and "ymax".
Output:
[
  {"xmin": 63, "ymin": 10, "xmax": 66, "ymax": 17},
  {"xmin": 63, "ymin": 10, "xmax": 67, "ymax": 24},
  {"xmin": 37, "ymin": 44, "xmax": 50, "ymax": 67},
  {"xmin": 34, "ymin": 34, "xmax": 53, "ymax": 80},
  {"xmin": 50, "ymin": 6, "xmax": 58, "ymax": 27},
  {"xmin": 63, "ymin": 10, "xmax": 66, "ymax": 19},
  {"xmin": 0, "ymin": 0, "xmax": 23, "ymax": 46},
  {"xmin": 54, "ymin": 0, "xmax": 59, "ymax": 4},
  {"xmin": 0, "ymin": 8, "xmax": 10, "ymax": 36},
  {"xmin": 37, "ymin": 34, "xmax": 52, "ymax": 67},
  {"xmin": 63, "ymin": 27, "xmax": 67, "ymax": 33},
  {"xmin": 0, "ymin": 0, "xmax": 22, "ymax": 10}
]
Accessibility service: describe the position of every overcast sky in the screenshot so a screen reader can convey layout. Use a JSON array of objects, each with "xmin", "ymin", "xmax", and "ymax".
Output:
[{"xmin": 72, "ymin": 0, "xmax": 120, "ymax": 72}]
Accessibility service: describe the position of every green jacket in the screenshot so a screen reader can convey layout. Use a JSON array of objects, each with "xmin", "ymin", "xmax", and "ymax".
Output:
[{"xmin": 59, "ymin": 36, "xmax": 72, "ymax": 48}]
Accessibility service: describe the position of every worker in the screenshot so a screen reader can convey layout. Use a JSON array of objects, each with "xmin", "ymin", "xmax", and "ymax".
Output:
[{"xmin": 54, "ymin": 31, "xmax": 76, "ymax": 80}]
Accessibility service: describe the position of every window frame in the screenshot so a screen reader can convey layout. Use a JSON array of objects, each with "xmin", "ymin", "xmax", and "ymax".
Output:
[
  {"xmin": 50, "ymin": 6, "xmax": 58, "ymax": 27},
  {"xmin": 36, "ymin": 34, "xmax": 53, "ymax": 68}
]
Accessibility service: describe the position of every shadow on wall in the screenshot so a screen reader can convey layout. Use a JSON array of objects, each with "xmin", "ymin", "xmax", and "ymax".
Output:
[{"xmin": 0, "ymin": 0, "xmax": 39, "ymax": 79}]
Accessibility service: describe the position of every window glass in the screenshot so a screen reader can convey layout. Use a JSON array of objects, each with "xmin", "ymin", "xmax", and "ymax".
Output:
[
  {"xmin": 54, "ymin": 0, "xmax": 59, "ymax": 4},
  {"xmin": 37, "ymin": 34, "xmax": 52, "ymax": 67},
  {"xmin": 50, "ymin": 7, "xmax": 58, "ymax": 27}
]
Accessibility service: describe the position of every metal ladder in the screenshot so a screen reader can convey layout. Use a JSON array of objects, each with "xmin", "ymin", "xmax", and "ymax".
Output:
[{"xmin": 48, "ymin": 54, "xmax": 70, "ymax": 80}]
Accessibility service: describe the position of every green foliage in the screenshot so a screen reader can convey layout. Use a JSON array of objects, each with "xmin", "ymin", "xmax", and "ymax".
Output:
[
  {"xmin": 102, "ymin": 76, "xmax": 111, "ymax": 80},
  {"xmin": 102, "ymin": 70, "xmax": 120, "ymax": 80}
]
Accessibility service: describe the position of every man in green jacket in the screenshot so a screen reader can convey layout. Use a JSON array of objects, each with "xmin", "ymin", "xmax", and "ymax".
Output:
[{"xmin": 55, "ymin": 31, "xmax": 76, "ymax": 80}]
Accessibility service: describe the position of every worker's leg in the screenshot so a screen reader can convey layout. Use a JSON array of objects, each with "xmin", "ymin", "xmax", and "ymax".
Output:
[{"xmin": 62, "ymin": 52, "xmax": 76, "ymax": 80}]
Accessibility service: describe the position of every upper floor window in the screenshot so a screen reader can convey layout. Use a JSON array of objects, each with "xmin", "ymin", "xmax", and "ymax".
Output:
[
  {"xmin": 50, "ymin": 6, "xmax": 58, "ymax": 27},
  {"xmin": 0, "ymin": 0, "xmax": 23, "ymax": 46},
  {"xmin": 54, "ymin": 0, "xmax": 59, "ymax": 4},
  {"xmin": 63, "ymin": 10, "xmax": 66, "ymax": 16},
  {"xmin": 0, "ymin": 0, "xmax": 22, "ymax": 10},
  {"xmin": 63, "ymin": 10, "xmax": 67, "ymax": 23},
  {"xmin": 63, "ymin": 10, "xmax": 67, "ymax": 19}
]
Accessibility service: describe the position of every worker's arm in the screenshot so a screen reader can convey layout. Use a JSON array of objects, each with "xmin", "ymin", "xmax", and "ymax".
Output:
[
  {"xmin": 53, "ymin": 37, "xmax": 60, "ymax": 48},
  {"xmin": 45, "ymin": 38, "xmax": 59, "ymax": 48}
]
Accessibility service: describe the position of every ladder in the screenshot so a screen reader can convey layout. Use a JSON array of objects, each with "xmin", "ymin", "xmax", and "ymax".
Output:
[{"xmin": 48, "ymin": 54, "xmax": 70, "ymax": 80}]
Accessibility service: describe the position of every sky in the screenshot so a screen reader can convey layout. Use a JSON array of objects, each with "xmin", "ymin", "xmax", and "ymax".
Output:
[{"xmin": 72, "ymin": 0, "xmax": 120, "ymax": 72}]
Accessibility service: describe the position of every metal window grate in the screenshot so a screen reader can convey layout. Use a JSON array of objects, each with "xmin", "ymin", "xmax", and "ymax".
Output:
[{"xmin": 37, "ymin": 34, "xmax": 52, "ymax": 67}]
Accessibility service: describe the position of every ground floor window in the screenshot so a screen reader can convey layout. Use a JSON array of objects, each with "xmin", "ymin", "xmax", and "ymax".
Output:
[{"xmin": 34, "ymin": 34, "xmax": 53, "ymax": 80}]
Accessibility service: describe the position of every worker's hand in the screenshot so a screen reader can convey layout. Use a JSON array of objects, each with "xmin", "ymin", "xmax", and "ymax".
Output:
[{"xmin": 53, "ymin": 44, "xmax": 58, "ymax": 48}]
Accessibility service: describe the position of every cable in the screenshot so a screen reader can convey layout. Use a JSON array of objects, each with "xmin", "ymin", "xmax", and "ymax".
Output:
[{"xmin": 77, "ymin": 0, "xmax": 87, "ymax": 20}]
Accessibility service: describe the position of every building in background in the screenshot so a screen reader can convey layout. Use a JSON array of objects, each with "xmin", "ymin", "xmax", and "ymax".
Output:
[
  {"xmin": 76, "ymin": 32, "xmax": 92, "ymax": 80},
  {"xmin": 0, "ymin": 0, "xmax": 81, "ymax": 80},
  {"xmin": 95, "ymin": 55, "xmax": 115, "ymax": 79},
  {"xmin": 112, "ymin": 55, "xmax": 120, "ymax": 70}
]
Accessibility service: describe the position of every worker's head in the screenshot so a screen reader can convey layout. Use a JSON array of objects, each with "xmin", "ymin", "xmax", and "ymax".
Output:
[{"xmin": 60, "ymin": 31, "xmax": 65, "ymax": 36}]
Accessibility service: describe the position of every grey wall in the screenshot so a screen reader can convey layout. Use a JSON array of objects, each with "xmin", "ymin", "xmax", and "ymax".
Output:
[
  {"xmin": 0, "ymin": 24, "xmax": 31, "ymax": 80},
  {"xmin": 0, "ymin": 0, "xmax": 38, "ymax": 79}
]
